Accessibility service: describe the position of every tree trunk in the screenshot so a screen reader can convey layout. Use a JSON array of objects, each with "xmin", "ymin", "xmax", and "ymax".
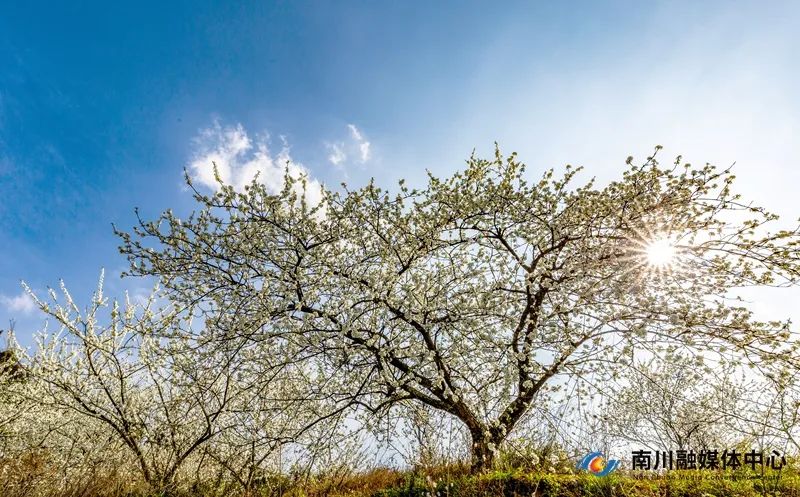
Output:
[{"xmin": 470, "ymin": 429, "xmax": 500, "ymax": 472}]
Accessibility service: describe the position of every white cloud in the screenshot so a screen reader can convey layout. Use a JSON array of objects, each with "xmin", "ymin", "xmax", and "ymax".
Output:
[
  {"xmin": 347, "ymin": 124, "xmax": 363, "ymax": 141},
  {"xmin": 348, "ymin": 124, "xmax": 371, "ymax": 163},
  {"xmin": 0, "ymin": 291, "xmax": 36, "ymax": 315},
  {"xmin": 358, "ymin": 141, "xmax": 371, "ymax": 163},
  {"xmin": 325, "ymin": 123, "xmax": 372, "ymax": 167},
  {"xmin": 189, "ymin": 120, "xmax": 324, "ymax": 206},
  {"xmin": 327, "ymin": 143, "xmax": 346, "ymax": 166}
]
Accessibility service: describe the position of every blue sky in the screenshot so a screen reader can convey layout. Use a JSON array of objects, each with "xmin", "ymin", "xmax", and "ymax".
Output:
[{"xmin": 2, "ymin": 1, "xmax": 800, "ymax": 345}]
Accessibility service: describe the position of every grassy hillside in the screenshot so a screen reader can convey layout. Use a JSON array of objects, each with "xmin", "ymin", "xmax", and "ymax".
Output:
[{"xmin": 5, "ymin": 460, "xmax": 799, "ymax": 497}]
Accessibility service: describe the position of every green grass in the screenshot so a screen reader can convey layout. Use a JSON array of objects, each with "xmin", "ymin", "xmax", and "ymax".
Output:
[
  {"xmin": 367, "ymin": 469, "xmax": 800, "ymax": 497},
  {"xmin": 4, "ymin": 460, "xmax": 800, "ymax": 497}
]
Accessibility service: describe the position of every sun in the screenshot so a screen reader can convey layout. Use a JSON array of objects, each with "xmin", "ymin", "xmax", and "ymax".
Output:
[
  {"xmin": 618, "ymin": 228, "xmax": 686, "ymax": 289},
  {"xmin": 646, "ymin": 236, "xmax": 677, "ymax": 268}
]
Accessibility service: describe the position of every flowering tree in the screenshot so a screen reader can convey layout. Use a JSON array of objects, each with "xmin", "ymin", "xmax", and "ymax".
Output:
[
  {"xmin": 597, "ymin": 355, "xmax": 746, "ymax": 451},
  {"xmin": 16, "ymin": 274, "xmax": 358, "ymax": 493},
  {"xmin": 198, "ymin": 357, "xmax": 355, "ymax": 492},
  {"xmin": 729, "ymin": 369, "xmax": 800, "ymax": 454},
  {"xmin": 20, "ymin": 275, "xmax": 242, "ymax": 491},
  {"xmin": 118, "ymin": 148, "xmax": 800, "ymax": 471}
]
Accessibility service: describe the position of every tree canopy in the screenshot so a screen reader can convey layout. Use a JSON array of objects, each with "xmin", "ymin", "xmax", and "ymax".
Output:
[{"xmin": 116, "ymin": 147, "xmax": 800, "ymax": 470}]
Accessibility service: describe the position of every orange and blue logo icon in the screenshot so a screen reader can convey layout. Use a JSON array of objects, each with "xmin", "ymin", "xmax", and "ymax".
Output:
[{"xmin": 578, "ymin": 452, "xmax": 619, "ymax": 476}]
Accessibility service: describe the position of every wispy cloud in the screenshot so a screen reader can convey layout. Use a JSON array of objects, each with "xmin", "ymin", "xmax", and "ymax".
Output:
[
  {"xmin": 326, "ymin": 123, "xmax": 372, "ymax": 168},
  {"xmin": 0, "ymin": 291, "xmax": 36, "ymax": 315},
  {"xmin": 327, "ymin": 143, "xmax": 346, "ymax": 166},
  {"xmin": 347, "ymin": 124, "xmax": 371, "ymax": 162},
  {"xmin": 188, "ymin": 120, "xmax": 324, "ymax": 206}
]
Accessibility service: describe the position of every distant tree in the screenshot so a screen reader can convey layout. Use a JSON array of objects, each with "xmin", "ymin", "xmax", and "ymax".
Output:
[
  {"xmin": 730, "ymin": 368, "xmax": 800, "ymax": 454},
  {"xmin": 118, "ymin": 147, "xmax": 800, "ymax": 471},
  {"xmin": 597, "ymin": 354, "xmax": 745, "ymax": 451},
  {"xmin": 21, "ymin": 276, "xmax": 239, "ymax": 491},
  {"xmin": 0, "ymin": 321, "xmax": 28, "ymax": 457},
  {"xmin": 19, "ymin": 275, "xmax": 350, "ymax": 493},
  {"xmin": 0, "ymin": 321, "xmax": 25, "ymax": 380}
]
